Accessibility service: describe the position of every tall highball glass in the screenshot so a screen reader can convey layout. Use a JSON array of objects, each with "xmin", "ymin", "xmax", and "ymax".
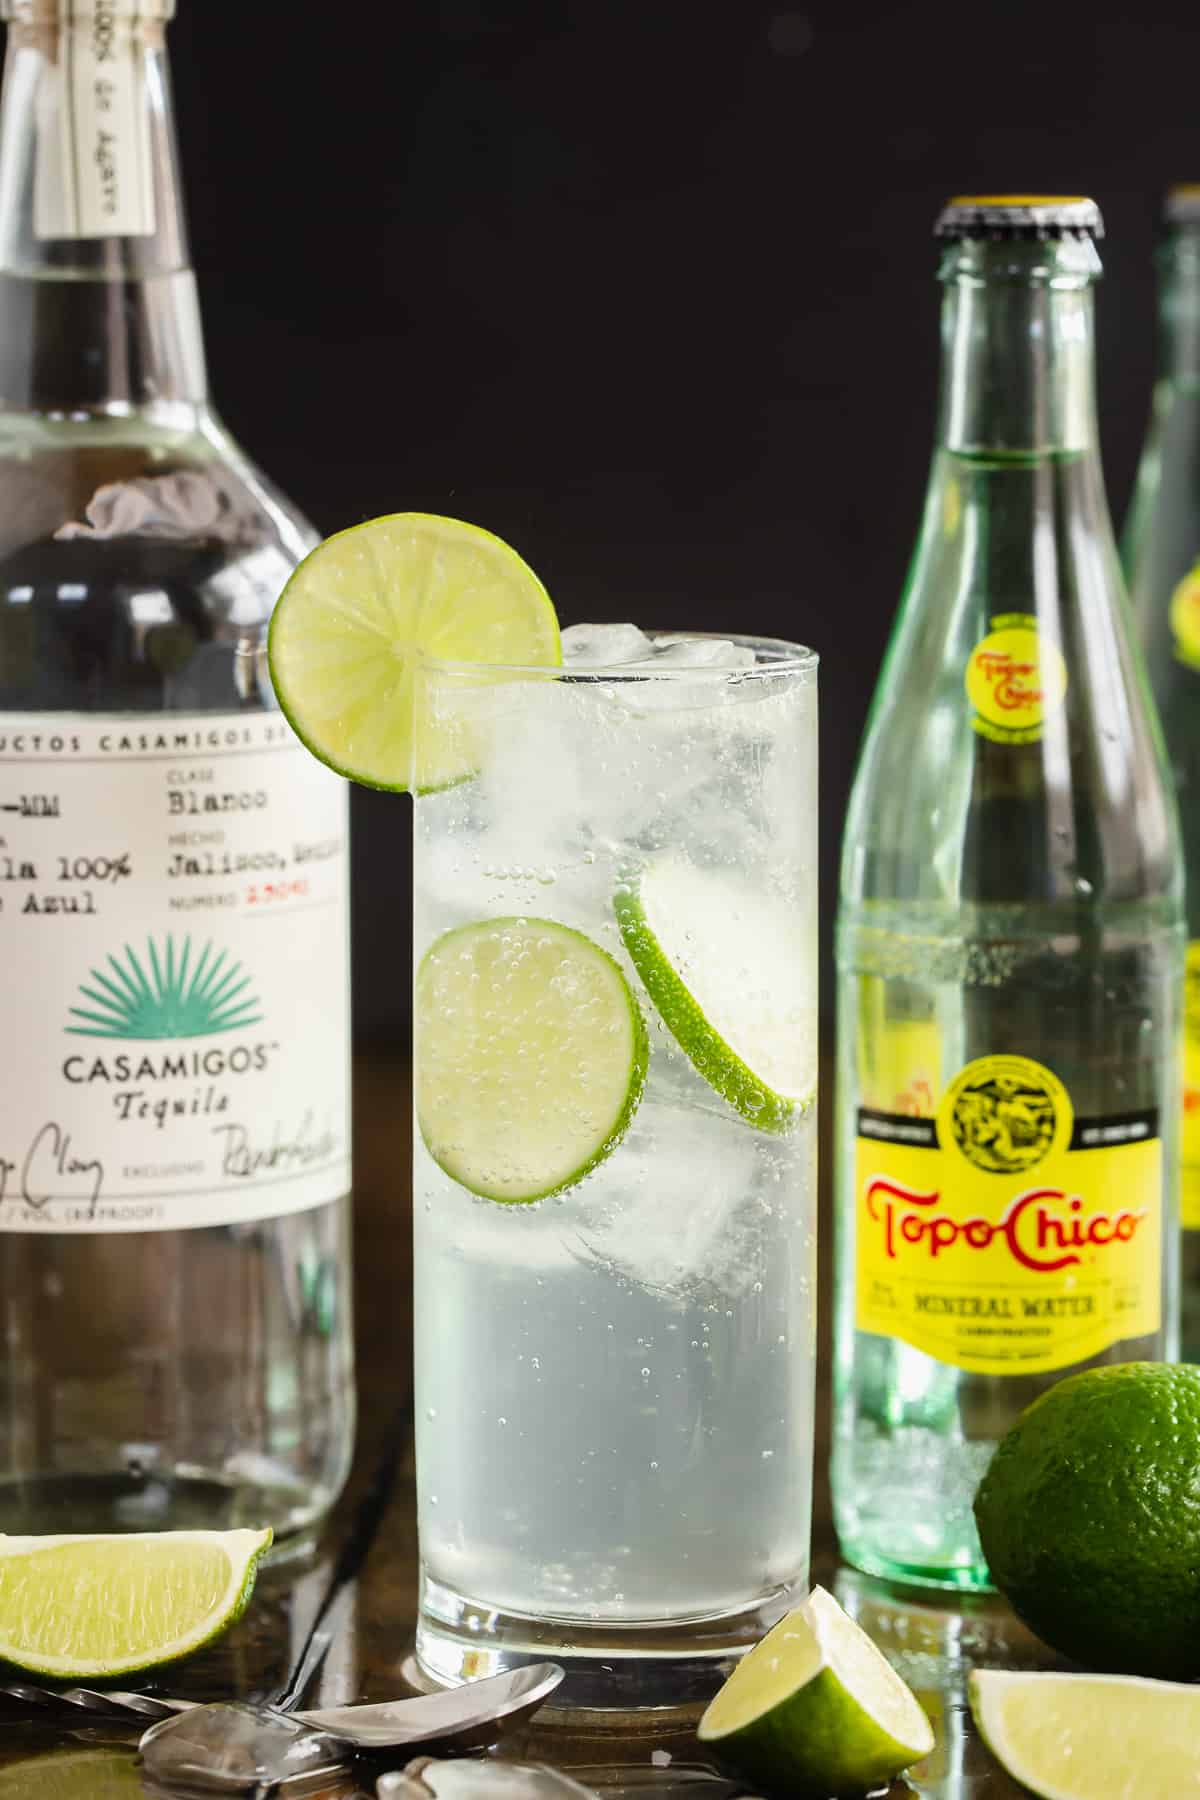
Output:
[{"xmin": 411, "ymin": 633, "xmax": 817, "ymax": 1711}]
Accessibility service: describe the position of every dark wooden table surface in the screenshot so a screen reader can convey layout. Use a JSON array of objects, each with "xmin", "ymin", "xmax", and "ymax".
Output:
[{"xmin": 0, "ymin": 1058, "xmax": 1055, "ymax": 1798}]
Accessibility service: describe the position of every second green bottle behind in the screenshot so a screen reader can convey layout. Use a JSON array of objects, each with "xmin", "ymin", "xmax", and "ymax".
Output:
[{"xmin": 1125, "ymin": 185, "xmax": 1200, "ymax": 1362}]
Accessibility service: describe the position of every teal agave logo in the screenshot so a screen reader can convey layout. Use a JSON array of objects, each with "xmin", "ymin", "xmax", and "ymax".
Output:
[{"xmin": 66, "ymin": 935, "xmax": 263, "ymax": 1040}]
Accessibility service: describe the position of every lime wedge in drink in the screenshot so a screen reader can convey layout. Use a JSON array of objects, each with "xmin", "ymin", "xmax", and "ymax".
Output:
[
  {"xmin": 267, "ymin": 513, "xmax": 561, "ymax": 791},
  {"xmin": 0, "ymin": 1527, "xmax": 272, "ymax": 1680},
  {"xmin": 614, "ymin": 853, "xmax": 814, "ymax": 1132},
  {"xmin": 416, "ymin": 917, "xmax": 647, "ymax": 1203},
  {"xmin": 969, "ymin": 1669, "xmax": 1200, "ymax": 1798},
  {"xmin": 697, "ymin": 1586, "xmax": 934, "ymax": 1793}
]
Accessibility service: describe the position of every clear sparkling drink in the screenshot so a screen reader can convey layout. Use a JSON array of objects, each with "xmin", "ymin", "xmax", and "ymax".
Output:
[
  {"xmin": 411, "ymin": 629, "xmax": 817, "ymax": 1709},
  {"xmin": 833, "ymin": 198, "xmax": 1182, "ymax": 1590}
]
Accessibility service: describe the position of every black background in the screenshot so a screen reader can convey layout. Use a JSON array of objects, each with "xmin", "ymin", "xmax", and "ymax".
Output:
[{"xmin": 167, "ymin": 0, "xmax": 1195, "ymax": 1047}]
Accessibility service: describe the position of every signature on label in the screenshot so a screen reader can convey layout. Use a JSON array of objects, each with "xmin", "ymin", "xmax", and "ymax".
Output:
[
  {"xmin": 213, "ymin": 1113, "xmax": 340, "ymax": 1180},
  {"xmin": 0, "ymin": 1123, "xmax": 104, "ymax": 1216}
]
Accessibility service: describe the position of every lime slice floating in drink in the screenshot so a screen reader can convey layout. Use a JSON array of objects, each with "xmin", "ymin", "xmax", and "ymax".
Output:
[
  {"xmin": 614, "ymin": 852, "xmax": 815, "ymax": 1132},
  {"xmin": 0, "ymin": 1528, "xmax": 272, "ymax": 1680},
  {"xmin": 416, "ymin": 917, "xmax": 648, "ymax": 1203},
  {"xmin": 697, "ymin": 1585, "xmax": 934, "ymax": 1794},
  {"xmin": 970, "ymin": 1669, "xmax": 1200, "ymax": 1798},
  {"xmin": 267, "ymin": 512, "xmax": 561, "ymax": 792}
]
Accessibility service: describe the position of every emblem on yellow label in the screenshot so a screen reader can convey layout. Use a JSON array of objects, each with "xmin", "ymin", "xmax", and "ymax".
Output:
[
  {"xmin": 856, "ymin": 1052, "xmax": 1161, "ymax": 1376},
  {"xmin": 941, "ymin": 1055, "xmax": 1070, "ymax": 1173},
  {"xmin": 965, "ymin": 613, "xmax": 1068, "ymax": 744},
  {"xmin": 1170, "ymin": 562, "xmax": 1200, "ymax": 673},
  {"xmin": 1182, "ymin": 942, "xmax": 1200, "ymax": 1230}
]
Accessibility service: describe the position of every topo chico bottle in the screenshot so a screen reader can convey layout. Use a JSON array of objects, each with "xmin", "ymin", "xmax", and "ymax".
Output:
[
  {"xmin": 833, "ymin": 196, "xmax": 1183, "ymax": 1589},
  {"xmin": 0, "ymin": 0, "xmax": 354, "ymax": 1534},
  {"xmin": 1124, "ymin": 185, "xmax": 1200, "ymax": 1361}
]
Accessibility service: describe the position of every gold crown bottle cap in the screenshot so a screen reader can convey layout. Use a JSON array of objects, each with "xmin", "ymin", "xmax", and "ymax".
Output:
[
  {"xmin": 1166, "ymin": 185, "xmax": 1200, "ymax": 224},
  {"xmin": 935, "ymin": 195, "xmax": 1103, "ymax": 240}
]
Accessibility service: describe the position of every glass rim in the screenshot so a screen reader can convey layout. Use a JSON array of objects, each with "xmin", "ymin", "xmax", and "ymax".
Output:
[{"xmin": 418, "ymin": 630, "xmax": 819, "ymax": 681}]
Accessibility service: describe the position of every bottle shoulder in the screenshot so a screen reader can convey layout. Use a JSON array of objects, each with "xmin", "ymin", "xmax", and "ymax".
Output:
[
  {"xmin": 0, "ymin": 410, "xmax": 313, "ymax": 713},
  {"xmin": 843, "ymin": 451, "xmax": 1181, "ymax": 911},
  {"xmin": 1127, "ymin": 387, "xmax": 1200, "ymax": 697},
  {"xmin": 0, "ymin": 406, "xmax": 314, "ymax": 543},
  {"xmin": 192, "ymin": 410, "xmax": 318, "ymax": 560}
]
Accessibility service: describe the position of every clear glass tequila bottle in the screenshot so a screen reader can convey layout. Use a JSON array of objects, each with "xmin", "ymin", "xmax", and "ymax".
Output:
[
  {"xmin": 1124, "ymin": 185, "xmax": 1200, "ymax": 1361},
  {"xmin": 0, "ymin": 0, "xmax": 354, "ymax": 1535},
  {"xmin": 833, "ymin": 197, "xmax": 1182, "ymax": 1589}
]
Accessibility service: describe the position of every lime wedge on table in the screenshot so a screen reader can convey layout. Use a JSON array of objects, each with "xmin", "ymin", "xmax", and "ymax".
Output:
[
  {"xmin": 970, "ymin": 1669, "xmax": 1200, "ymax": 1799},
  {"xmin": 0, "ymin": 1749, "xmax": 141, "ymax": 1799},
  {"xmin": 267, "ymin": 513, "xmax": 561, "ymax": 792},
  {"xmin": 614, "ymin": 853, "xmax": 814, "ymax": 1132},
  {"xmin": 698, "ymin": 1585, "xmax": 934, "ymax": 1793},
  {"xmin": 0, "ymin": 1527, "xmax": 271, "ymax": 1680},
  {"xmin": 416, "ymin": 917, "xmax": 647, "ymax": 1203}
]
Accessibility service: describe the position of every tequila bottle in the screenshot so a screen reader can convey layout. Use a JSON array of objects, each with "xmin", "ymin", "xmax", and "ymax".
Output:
[
  {"xmin": 0, "ymin": 0, "xmax": 354, "ymax": 1534},
  {"xmin": 1124, "ymin": 185, "xmax": 1200, "ymax": 1360},
  {"xmin": 833, "ymin": 197, "xmax": 1182, "ymax": 1589}
]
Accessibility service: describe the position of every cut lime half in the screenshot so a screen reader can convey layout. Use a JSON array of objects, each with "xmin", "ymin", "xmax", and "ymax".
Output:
[
  {"xmin": 970, "ymin": 1668, "xmax": 1200, "ymax": 1799},
  {"xmin": 267, "ymin": 513, "xmax": 561, "ymax": 791},
  {"xmin": 698, "ymin": 1585, "xmax": 934, "ymax": 1794},
  {"xmin": 614, "ymin": 853, "xmax": 814, "ymax": 1132},
  {"xmin": 416, "ymin": 916, "xmax": 648, "ymax": 1203},
  {"xmin": 0, "ymin": 1527, "xmax": 272, "ymax": 1681}
]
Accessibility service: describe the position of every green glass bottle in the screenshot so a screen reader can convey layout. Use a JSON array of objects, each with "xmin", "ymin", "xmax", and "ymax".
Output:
[
  {"xmin": 833, "ymin": 196, "xmax": 1183, "ymax": 1590},
  {"xmin": 1124, "ymin": 186, "xmax": 1200, "ymax": 1360}
]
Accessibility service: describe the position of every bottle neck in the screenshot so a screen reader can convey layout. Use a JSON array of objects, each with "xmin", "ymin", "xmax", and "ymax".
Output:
[
  {"xmin": 1156, "ymin": 227, "xmax": 1200, "ymax": 383},
  {"xmin": 0, "ymin": 2, "xmax": 206, "ymax": 412},
  {"xmin": 935, "ymin": 237, "xmax": 1102, "ymax": 457}
]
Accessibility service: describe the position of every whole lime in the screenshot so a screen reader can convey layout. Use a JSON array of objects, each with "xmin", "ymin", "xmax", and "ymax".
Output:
[{"xmin": 974, "ymin": 1362, "xmax": 1200, "ymax": 1678}]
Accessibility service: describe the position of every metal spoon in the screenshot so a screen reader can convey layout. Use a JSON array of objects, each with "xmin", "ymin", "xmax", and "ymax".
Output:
[
  {"xmin": 379, "ymin": 1761, "xmax": 602, "ymax": 1797},
  {"xmin": 134, "ymin": 1663, "xmax": 565, "ymax": 1793},
  {"xmin": 377, "ymin": 1760, "xmax": 762, "ymax": 1798},
  {"xmin": 2, "ymin": 1662, "xmax": 563, "ymax": 1745},
  {"xmin": 275, "ymin": 1662, "xmax": 566, "ymax": 1752}
]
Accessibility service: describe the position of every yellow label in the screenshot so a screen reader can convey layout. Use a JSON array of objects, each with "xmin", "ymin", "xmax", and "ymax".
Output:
[
  {"xmin": 856, "ymin": 1053, "xmax": 1162, "ymax": 1375},
  {"xmin": 1169, "ymin": 562, "xmax": 1200, "ymax": 672},
  {"xmin": 1183, "ymin": 942, "xmax": 1200, "ymax": 1229},
  {"xmin": 965, "ymin": 613, "xmax": 1068, "ymax": 744}
]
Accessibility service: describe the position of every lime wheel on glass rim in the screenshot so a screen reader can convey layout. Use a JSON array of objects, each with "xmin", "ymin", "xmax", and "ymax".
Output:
[{"xmin": 267, "ymin": 511, "xmax": 561, "ymax": 792}]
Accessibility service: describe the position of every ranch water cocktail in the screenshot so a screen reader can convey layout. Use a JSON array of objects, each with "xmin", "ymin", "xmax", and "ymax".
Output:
[
  {"xmin": 412, "ymin": 623, "xmax": 817, "ymax": 1707},
  {"xmin": 267, "ymin": 517, "xmax": 817, "ymax": 1711}
]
